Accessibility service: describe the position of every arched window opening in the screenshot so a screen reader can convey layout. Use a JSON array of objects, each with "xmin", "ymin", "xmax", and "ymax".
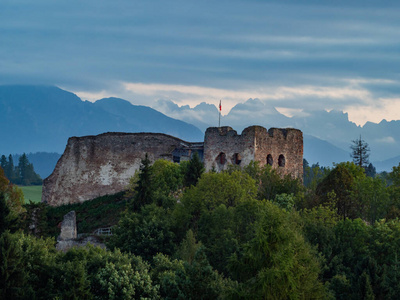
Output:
[
  {"xmin": 267, "ymin": 154, "xmax": 273, "ymax": 166},
  {"xmin": 216, "ymin": 152, "xmax": 226, "ymax": 165},
  {"xmin": 234, "ymin": 153, "xmax": 241, "ymax": 165},
  {"xmin": 278, "ymin": 154, "xmax": 285, "ymax": 167}
]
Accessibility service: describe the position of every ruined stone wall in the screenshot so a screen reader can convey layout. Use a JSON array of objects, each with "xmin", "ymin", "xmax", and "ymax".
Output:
[
  {"xmin": 203, "ymin": 126, "xmax": 256, "ymax": 172},
  {"xmin": 204, "ymin": 126, "xmax": 303, "ymax": 179},
  {"xmin": 43, "ymin": 125, "xmax": 302, "ymax": 207},
  {"xmin": 254, "ymin": 127, "xmax": 303, "ymax": 179},
  {"xmin": 42, "ymin": 132, "xmax": 195, "ymax": 206}
]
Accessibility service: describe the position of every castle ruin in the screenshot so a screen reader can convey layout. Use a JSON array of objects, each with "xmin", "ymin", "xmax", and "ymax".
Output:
[{"xmin": 42, "ymin": 126, "xmax": 303, "ymax": 206}]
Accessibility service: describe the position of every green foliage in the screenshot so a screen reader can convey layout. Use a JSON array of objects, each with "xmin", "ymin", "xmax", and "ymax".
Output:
[
  {"xmin": 152, "ymin": 249, "xmax": 235, "ymax": 300},
  {"xmin": 183, "ymin": 151, "xmax": 204, "ymax": 187},
  {"xmin": 152, "ymin": 159, "xmax": 184, "ymax": 209},
  {"xmin": 0, "ymin": 231, "xmax": 32, "ymax": 299},
  {"xmin": 108, "ymin": 204, "xmax": 176, "ymax": 261},
  {"xmin": 303, "ymin": 159, "xmax": 330, "ymax": 190},
  {"xmin": 128, "ymin": 157, "xmax": 185, "ymax": 210},
  {"xmin": 258, "ymin": 164, "xmax": 303, "ymax": 203},
  {"xmin": 1, "ymin": 153, "xmax": 42, "ymax": 186},
  {"xmin": 274, "ymin": 193, "xmax": 295, "ymax": 210},
  {"xmin": 0, "ymin": 193, "xmax": 11, "ymax": 234},
  {"xmin": 229, "ymin": 201, "xmax": 326, "ymax": 299},
  {"xmin": 175, "ymin": 229, "xmax": 202, "ymax": 264},
  {"xmin": 0, "ymin": 167, "xmax": 25, "ymax": 231},
  {"xmin": 133, "ymin": 153, "xmax": 154, "ymax": 210},
  {"xmin": 181, "ymin": 170, "xmax": 256, "ymax": 213},
  {"xmin": 38, "ymin": 192, "xmax": 127, "ymax": 238},
  {"xmin": 389, "ymin": 163, "xmax": 400, "ymax": 187},
  {"xmin": 7, "ymin": 158, "xmax": 400, "ymax": 299},
  {"xmin": 351, "ymin": 176, "xmax": 390, "ymax": 223},
  {"xmin": 316, "ymin": 164, "xmax": 356, "ymax": 219},
  {"xmin": 0, "ymin": 233, "xmax": 159, "ymax": 299},
  {"xmin": 350, "ymin": 136, "xmax": 370, "ymax": 169}
]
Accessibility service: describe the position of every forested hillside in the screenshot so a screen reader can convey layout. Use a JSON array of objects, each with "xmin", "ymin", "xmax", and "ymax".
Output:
[{"xmin": 2, "ymin": 157, "xmax": 400, "ymax": 298}]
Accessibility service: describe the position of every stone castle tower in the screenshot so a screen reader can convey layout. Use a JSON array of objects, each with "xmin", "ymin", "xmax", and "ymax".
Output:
[
  {"xmin": 42, "ymin": 126, "xmax": 303, "ymax": 206},
  {"xmin": 204, "ymin": 126, "xmax": 303, "ymax": 178}
]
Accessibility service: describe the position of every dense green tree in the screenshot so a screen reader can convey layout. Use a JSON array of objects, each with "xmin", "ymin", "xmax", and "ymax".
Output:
[
  {"xmin": 183, "ymin": 151, "xmax": 204, "ymax": 187},
  {"xmin": 152, "ymin": 159, "xmax": 184, "ymax": 209},
  {"xmin": 0, "ymin": 193, "xmax": 10, "ymax": 235},
  {"xmin": 0, "ymin": 156, "xmax": 7, "ymax": 174},
  {"xmin": 0, "ymin": 167, "xmax": 25, "ymax": 230},
  {"xmin": 0, "ymin": 231, "xmax": 31, "ymax": 299},
  {"xmin": 316, "ymin": 164, "xmax": 357, "ymax": 219},
  {"xmin": 0, "ymin": 154, "xmax": 42, "ymax": 185},
  {"xmin": 303, "ymin": 161, "xmax": 331, "ymax": 190},
  {"xmin": 175, "ymin": 229, "xmax": 202, "ymax": 264},
  {"xmin": 152, "ymin": 249, "xmax": 235, "ymax": 300},
  {"xmin": 16, "ymin": 153, "xmax": 42, "ymax": 185},
  {"xmin": 108, "ymin": 204, "xmax": 176, "ymax": 261},
  {"xmin": 173, "ymin": 171, "xmax": 257, "ymax": 238},
  {"xmin": 229, "ymin": 201, "xmax": 326, "ymax": 299},
  {"xmin": 351, "ymin": 136, "xmax": 370, "ymax": 169},
  {"xmin": 366, "ymin": 163, "xmax": 377, "ymax": 178},
  {"xmin": 6, "ymin": 155, "xmax": 16, "ymax": 183},
  {"xmin": 132, "ymin": 153, "xmax": 154, "ymax": 210},
  {"xmin": 258, "ymin": 165, "xmax": 303, "ymax": 203},
  {"xmin": 351, "ymin": 176, "xmax": 389, "ymax": 223}
]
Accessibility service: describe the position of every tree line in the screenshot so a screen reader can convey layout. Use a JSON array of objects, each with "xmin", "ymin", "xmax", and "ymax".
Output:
[
  {"xmin": 0, "ymin": 153, "xmax": 42, "ymax": 186},
  {"xmin": 2, "ymin": 149, "xmax": 400, "ymax": 298}
]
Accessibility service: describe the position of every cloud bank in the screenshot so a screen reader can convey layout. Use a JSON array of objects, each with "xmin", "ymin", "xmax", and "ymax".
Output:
[{"xmin": 2, "ymin": 0, "xmax": 400, "ymax": 125}]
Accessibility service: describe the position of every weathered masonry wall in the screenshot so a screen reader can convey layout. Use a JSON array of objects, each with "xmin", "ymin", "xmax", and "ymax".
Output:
[
  {"xmin": 203, "ymin": 126, "xmax": 303, "ymax": 178},
  {"xmin": 42, "ymin": 132, "xmax": 202, "ymax": 206},
  {"xmin": 43, "ymin": 125, "xmax": 303, "ymax": 206},
  {"xmin": 203, "ymin": 126, "xmax": 256, "ymax": 171}
]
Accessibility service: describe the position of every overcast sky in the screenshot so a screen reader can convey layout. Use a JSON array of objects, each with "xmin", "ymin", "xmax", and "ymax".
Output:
[{"xmin": 1, "ymin": 0, "xmax": 400, "ymax": 125}]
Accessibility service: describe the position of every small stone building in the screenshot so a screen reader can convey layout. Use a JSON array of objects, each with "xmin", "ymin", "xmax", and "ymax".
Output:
[{"xmin": 42, "ymin": 126, "xmax": 303, "ymax": 206}]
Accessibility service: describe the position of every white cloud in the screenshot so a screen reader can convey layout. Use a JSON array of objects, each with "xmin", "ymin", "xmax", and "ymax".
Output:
[
  {"xmin": 69, "ymin": 77, "xmax": 400, "ymax": 127},
  {"xmin": 122, "ymin": 81, "xmax": 372, "ymax": 117},
  {"xmin": 376, "ymin": 136, "xmax": 396, "ymax": 144},
  {"xmin": 344, "ymin": 97, "xmax": 400, "ymax": 125}
]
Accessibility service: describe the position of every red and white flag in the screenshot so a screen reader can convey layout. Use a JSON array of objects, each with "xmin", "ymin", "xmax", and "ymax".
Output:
[{"xmin": 219, "ymin": 100, "xmax": 222, "ymax": 112}]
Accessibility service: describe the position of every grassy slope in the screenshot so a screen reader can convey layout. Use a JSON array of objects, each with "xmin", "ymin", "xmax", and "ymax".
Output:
[
  {"xmin": 20, "ymin": 185, "xmax": 42, "ymax": 203},
  {"xmin": 45, "ymin": 191, "xmax": 128, "ymax": 237}
]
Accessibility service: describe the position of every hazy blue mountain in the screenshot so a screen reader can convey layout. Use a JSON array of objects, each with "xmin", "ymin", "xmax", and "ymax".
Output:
[
  {"xmin": 361, "ymin": 120, "xmax": 400, "ymax": 162},
  {"xmin": 156, "ymin": 98, "xmax": 400, "ymax": 164},
  {"xmin": 373, "ymin": 155, "xmax": 400, "ymax": 173},
  {"xmin": 222, "ymin": 98, "xmax": 291, "ymax": 131},
  {"xmin": 0, "ymin": 85, "xmax": 204, "ymax": 155},
  {"xmin": 303, "ymin": 135, "xmax": 350, "ymax": 167},
  {"xmin": 156, "ymin": 99, "xmax": 218, "ymax": 132},
  {"xmin": 94, "ymin": 97, "xmax": 204, "ymax": 141}
]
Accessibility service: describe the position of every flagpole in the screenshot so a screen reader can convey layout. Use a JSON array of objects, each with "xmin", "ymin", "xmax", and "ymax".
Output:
[{"xmin": 218, "ymin": 100, "xmax": 221, "ymax": 128}]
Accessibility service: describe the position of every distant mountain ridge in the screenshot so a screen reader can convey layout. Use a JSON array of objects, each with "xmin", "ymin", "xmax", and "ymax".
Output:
[
  {"xmin": 2, "ymin": 85, "xmax": 399, "ymax": 173},
  {"xmin": 0, "ymin": 85, "xmax": 204, "ymax": 155},
  {"xmin": 156, "ymin": 98, "xmax": 400, "ymax": 169}
]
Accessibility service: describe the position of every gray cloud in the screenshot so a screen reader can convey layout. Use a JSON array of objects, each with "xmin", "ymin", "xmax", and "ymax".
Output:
[{"xmin": 1, "ymin": 0, "xmax": 400, "ymax": 124}]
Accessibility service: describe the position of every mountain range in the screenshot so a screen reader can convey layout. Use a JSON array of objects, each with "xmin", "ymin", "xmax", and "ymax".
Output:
[
  {"xmin": 0, "ymin": 85, "xmax": 204, "ymax": 156},
  {"xmin": 0, "ymin": 85, "xmax": 399, "ymax": 176},
  {"xmin": 157, "ymin": 98, "xmax": 400, "ymax": 171}
]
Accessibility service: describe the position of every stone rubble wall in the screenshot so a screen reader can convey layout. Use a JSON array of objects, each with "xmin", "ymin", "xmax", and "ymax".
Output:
[{"xmin": 42, "ymin": 132, "xmax": 196, "ymax": 206}]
